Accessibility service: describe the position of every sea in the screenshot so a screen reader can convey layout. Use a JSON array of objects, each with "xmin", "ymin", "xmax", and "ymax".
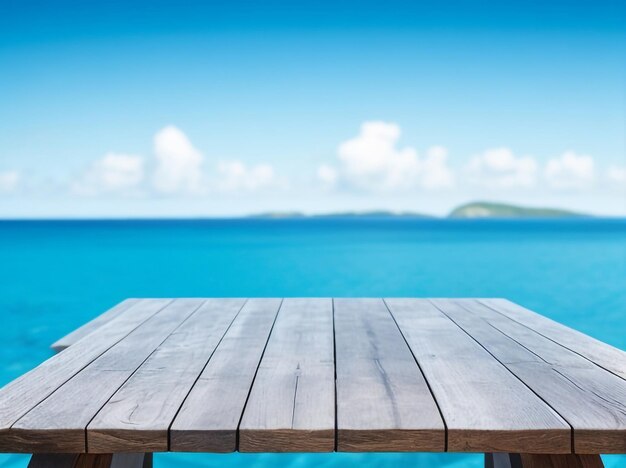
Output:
[{"xmin": 1, "ymin": 218, "xmax": 625, "ymax": 468}]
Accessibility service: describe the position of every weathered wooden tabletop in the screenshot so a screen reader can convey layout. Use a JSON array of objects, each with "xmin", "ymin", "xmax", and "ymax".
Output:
[{"xmin": 1, "ymin": 298, "xmax": 625, "ymax": 458}]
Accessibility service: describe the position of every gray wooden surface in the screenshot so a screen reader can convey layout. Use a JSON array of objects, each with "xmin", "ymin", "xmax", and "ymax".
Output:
[
  {"xmin": 384, "ymin": 299, "xmax": 571, "ymax": 454},
  {"xmin": 87, "ymin": 299, "xmax": 246, "ymax": 453},
  {"xmin": 0, "ymin": 299, "xmax": 172, "ymax": 452},
  {"xmin": 334, "ymin": 298, "xmax": 445, "ymax": 451},
  {"xmin": 10, "ymin": 299, "xmax": 206, "ymax": 453},
  {"xmin": 50, "ymin": 300, "xmax": 140, "ymax": 352},
  {"xmin": 238, "ymin": 298, "xmax": 335, "ymax": 452},
  {"xmin": 481, "ymin": 298, "xmax": 626, "ymax": 381},
  {"xmin": 434, "ymin": 299, "xmax": 626, "ymax": 454},
  {"xmin": 170, "ymin": 298, "xmax": 281, "ymax": 452},
  {"xmin": 1, "ymin": 298, "xmax": 625, "ymax": 455}
]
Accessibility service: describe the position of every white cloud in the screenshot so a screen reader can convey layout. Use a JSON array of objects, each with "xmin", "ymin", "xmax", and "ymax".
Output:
[
  {"xmin": 0, "ymin": 170, "xmax": 20, "ymax": 193},
  {"xmin": 328, "ymin": 121, "xmax": 454, "ymax": 191},
  {"xmin": 71, "ymin": 126, "xmax": 285, "ymax": 198},
  {"xmin": 317, "ymin": 164, "xmax": 338, "ymax": 188},
  {"xmin": 421, "ymin": 145, "xmax": 455, "ymax": 189},
  {"xmin": 466, "ymin": 147, "xmax": 537, "ymax": 189},
  {"xmin": 73, "ymin": 153, "xmax": 144, "ymax": 196},
  {"xmin": 153, "ymin": 126, "xmax": 204, "ymax": 194},
  {"xmin": 544, "ymin": 151, "xmax": 595, "ymax": 189},
  {"xmin": 216, "ymin": 161, "xmax": 279, "ymax": 192},
  {"xmin": 607, "ymin": 165, "xmax": 626, "ymax": 185},
  {"xmin": 337, "ymin": 121, "xmax": 419, "ymax": 191}
]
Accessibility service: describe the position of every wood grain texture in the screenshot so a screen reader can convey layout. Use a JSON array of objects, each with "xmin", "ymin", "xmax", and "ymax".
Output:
[
  {"xmin": 51, "ymin": 300, "xmax": 140, "ymax": 352},
  {"xmin": 480, "ymin": 299, "xmax": 626, "ymax": 381},
  {"xmin": 238, "ymin": 298, "xmax": 335, "ymax": 452},
  {"xmin": 170, "ymin": 298, "xmax": 282, "ymax": 452},
  {"xmin": 0, "ymin": 299, "xmax": 172, "ymax": 452},
  {"xmin": 2, "ymin": 297, "xmax": 625, "ymax": 455},
  {"xmin": 436, "ymin": 299, "xmax": 626, "ymax": 454},
  {"xmin": 385, "ymin": 299, "xmax": 571, "ymax": 454},
  {"xmin": 334, "ymin": 298, "xmax": 445, "ymax": 452},
  {"xmin": 9, "ymin": 299, "xmax": 206, "ymax": 453},
  {"xmin": 87, "ymin": 299, "xmax": 247, "ymax": 453}
]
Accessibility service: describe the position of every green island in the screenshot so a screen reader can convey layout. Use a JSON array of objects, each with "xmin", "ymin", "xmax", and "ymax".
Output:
[
  {"xmin": 250, "ymin": 201, "xmax": 591, "ymax": 219},
  {"xmin": 447, "ymin": 201, "xmax": 589, "ymax": 219}
]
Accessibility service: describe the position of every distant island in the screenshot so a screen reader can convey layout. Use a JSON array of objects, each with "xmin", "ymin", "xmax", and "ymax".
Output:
[
  {"xmin": 448, "ymin": 202, "xmax": 590, "ymax": 219},
  {"xmin": 250, "ymin": 201, "xmax": 591, "ymax": 219}
]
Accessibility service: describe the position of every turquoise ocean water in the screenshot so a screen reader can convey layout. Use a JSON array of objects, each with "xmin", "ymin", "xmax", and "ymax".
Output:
[{"xmin": 0, "ymin": 218, "xmax": 625, "ymax": 467}]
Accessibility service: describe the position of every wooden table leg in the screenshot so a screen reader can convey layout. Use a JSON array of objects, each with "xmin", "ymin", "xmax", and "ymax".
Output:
[
  {"xmin": 28, "ymin": 453, "xmax": 152, "ymax": 468},
  {"xmin": 485, "ymin": 453, "xmax": 604, "ymax": 468}
]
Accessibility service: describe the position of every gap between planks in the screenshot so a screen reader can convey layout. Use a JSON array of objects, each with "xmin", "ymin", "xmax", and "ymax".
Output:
[
  {"xmin": 382, "ymin": 298, "xmax": 449, "ymax": 452},
  {"xmin": 478, "ymin": 299, "xmax": 626, "ymax": 382},
  {"xmin": 8, "ymin": 298, "xmax": 626, "ymax": 455},
  {"xmin": 428, "ymin": 299, "xmax": 576, "ymax": 453},
  {"xmin": 83, "ymin": 299, "xmax": 212, "ymax": 453}
]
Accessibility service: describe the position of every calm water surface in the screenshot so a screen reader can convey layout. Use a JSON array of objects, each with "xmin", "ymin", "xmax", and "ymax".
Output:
[{"xmin": 1, "ymin": 218, "xmax": 625, "ymax": 467}]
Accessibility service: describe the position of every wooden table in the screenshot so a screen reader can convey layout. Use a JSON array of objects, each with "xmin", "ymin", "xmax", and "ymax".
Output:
[{"xmin": 1, "ymin": 299, "xmax": 625, "ymax": 468}]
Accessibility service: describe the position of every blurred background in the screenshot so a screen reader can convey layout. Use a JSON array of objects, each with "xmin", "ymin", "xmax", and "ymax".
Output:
[{"xmin": 1, "ymin": 0, "xmax": 625, "ymax": 218}]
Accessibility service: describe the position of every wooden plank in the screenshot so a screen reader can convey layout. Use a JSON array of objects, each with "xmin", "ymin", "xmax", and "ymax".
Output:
[
  {"xmin": 238, "ymin": 298, "xmax": 335, "ymax": 452},
  {"xmin": 8, "ymin": 299, "xmax": 207, "ymax": 453},
  {"xmin": 480, "ymin": 299, "xmax": 626, "ymax": 381},
  {"xmin": 385, "ymin": 298, "xmax": 571, "ymax": 454},
  {"xmin": 87, "ymin": 298, "xmax": 247, "ymax": 453},
  {"xmin": 334, "ymin": 298, "xmax": 445, "ymax": 451},
  {"xmin": 435, "ymin": 299, "xmax": 626, "ymax": 454},
  {"xmin": 0, "ymin": 299, "xmax": 171, "ymax": 452},
  {"xmin": 170, "ymin": 298, "xmax": 282, "ymax": 452},
  {"xmin": 51, "ymin": 300, "xmax": 140, "ymax": 352}
]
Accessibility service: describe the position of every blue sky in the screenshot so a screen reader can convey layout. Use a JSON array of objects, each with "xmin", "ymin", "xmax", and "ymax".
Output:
[{"xmin": 0, "ymin": 0, "xmax": 624, "ymax": 217}]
